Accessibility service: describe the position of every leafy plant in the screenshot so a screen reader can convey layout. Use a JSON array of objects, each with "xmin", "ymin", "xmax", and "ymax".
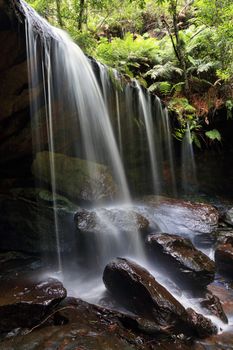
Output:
[{"xmin": 205, "ymin": 129, "xmax": 221, "ymax": 142}]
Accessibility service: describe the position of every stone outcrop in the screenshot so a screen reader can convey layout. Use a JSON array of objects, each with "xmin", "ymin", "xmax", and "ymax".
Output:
[
  {"xmin": 0, "ymin": 277, "xmax": 66, "ymax": 332},
  {"xmin": 0, "ymin": 189, "xmax": 77, "ymax": 254},
  {"xmin": 32, "ymin": 152, "xmax": 118, "ymax": 202},
  {"xmin": 103, "ymin": 257, "xmax": 217, "ymax": 338},
  {"xmin": 146, "ymin": 233, "xmax": 215, "ymax": 288},
  {"xmin": 141, "ymin": 196, "xmax": 219, "ymax": 235},
  {"xmin": 75, "ymin": 207, "xmax": 149, "ymax": 234}
]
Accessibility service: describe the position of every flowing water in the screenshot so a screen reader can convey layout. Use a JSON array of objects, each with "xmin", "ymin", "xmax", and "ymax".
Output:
[
  {"xmin": 19, "ymin": 0, "xmax": 228, "ymax": 333},
  {"xmin": 182, "ymin": 124, "xmax": 198, "ymax": 193}
]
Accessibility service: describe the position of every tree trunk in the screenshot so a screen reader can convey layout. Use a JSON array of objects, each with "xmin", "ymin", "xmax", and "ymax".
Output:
[
  {"xmin": 55, "ymin": 0, "xmax": 63, "ymax": 28},
  {"xmin": 78, "ymin": 0, "xmax": 85, "ymax": 31},
  {"xmin": 171, "ymin": 2, "xmax": 190, "ymax": 96}
]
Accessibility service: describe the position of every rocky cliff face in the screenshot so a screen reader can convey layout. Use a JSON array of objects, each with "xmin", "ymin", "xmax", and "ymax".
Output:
[{"xmin": 0, "ymin": 1, "xmax": 32, "ymax": 184}]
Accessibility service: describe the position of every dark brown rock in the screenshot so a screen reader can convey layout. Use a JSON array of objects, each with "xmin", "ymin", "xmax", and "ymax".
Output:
[
  {"xmin": 103, "ymin": 258, "xmax": 217, "ymax": 338},
  {"xmin": 186, "ymin": 308, "xmax": 217, "ymax": 338},
  {"xmin": 0, "ymin": 298, "xmax": 151, "ymax": 350},
  {"xmin": 146, "ymin": 233, "xmax": 215, "ymax": 288},
  {"xmin": 103, "ymin": 257, "xmax": 186, "ymax": 326},
  {"xmin": 208, "ymin": 283, "xmax": 233, "ymax": 315},
  {"xmin": 215, "ymin": 243, "xmax": 233, "ymax": 277},
  {"xmin": 0, "ymin": 277, "xmax": 66, "ymax": 332},
  {"xmin": 200, "ymin": 292, "xmax": 228, "ymax": 324}
]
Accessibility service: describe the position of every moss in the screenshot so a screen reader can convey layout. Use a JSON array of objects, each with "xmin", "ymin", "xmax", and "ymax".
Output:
[{"xmin": 32, "ymin": 151, "xmax": 117, "ymax": 202}]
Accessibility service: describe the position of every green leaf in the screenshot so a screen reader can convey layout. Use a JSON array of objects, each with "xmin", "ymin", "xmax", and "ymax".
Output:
[{"xmin": 205, "ymin": 129, "xmax": 221, "ymax": 141}]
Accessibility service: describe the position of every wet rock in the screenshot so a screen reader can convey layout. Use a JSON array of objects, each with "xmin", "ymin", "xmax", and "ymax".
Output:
[
  {"xmin": 215, "ymin": 227, "xmax": 233, "ymax": 246},
  {"xmin": 215, "ymin": 243, "xmax": 233, "ymax": 277},
  {"xmin": 146, "ymin": 233, "xmax": 215, "ymax": 288},
  {"xmin": 194, "ymin": 326, "xmax": 233, "ymax": 350},
  {"xmin": 0, "ymin": 298, "xmax": 150, "ymax": 350},
  {"xmin": 75, "ymin": 207, "xmax": 149, "ymax": 234},
  {"xmin": 0, "ymin": 277, "xmax": 66, "ymax": 332},
  {"xmin": 0, "ymin": 191, "xmax": 76, "ymax": 254},
  {"xmin": 103, "ymin": 257, "xmax": 186, "ymax": 326},
  {"xmin": 141, "ymin": 196, "xmax": 219, "ymax": 235},
  {"xmin": 186, "ymin": 308, "xmax": 217, "ymax": 338},
  {"xmin": 103, "ymin": 257, "xmax": 217, "ymax": 338},
  {"xmin": 32, "ymin": 151, "xmax": 118, "ymax": 202},
  {"xmin": 223, "ymin": 207, "xmax": 233, "ymax": 226},
  {"xmin": 208, "ymin": 283, "xmax": 233, "ymax": 315},
  {"xmin": 200, "ymin": 292, "xmax": 228, "ymax": 324}
]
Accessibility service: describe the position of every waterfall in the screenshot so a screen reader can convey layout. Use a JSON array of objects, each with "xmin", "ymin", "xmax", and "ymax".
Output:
[
  {"xmin": 181, "ymin": 124, "xmax": 197, "ymax": 193},
  {"xmin": 21, "ymin": 0, "xmax": 195, "ymax": 302},
  {"xmin": 135, "ymin": 80, "xmax": 161, "ymax": 194},
  {"xmin": 22, "ymin": 1, "xmax": 131, "ymax": 274}
]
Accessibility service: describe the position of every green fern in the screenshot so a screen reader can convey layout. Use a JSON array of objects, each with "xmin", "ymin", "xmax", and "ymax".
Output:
[
  {"xmin": 145, "ymin": 62, "xmax": 183, "ymax": 80},
  {"xmin": 148, "ymin": 81, "xmax": 172, "ymax": 94},
  {"xmin": 205, "ymin": 129, "xmax": 221, "ymax": 141}
]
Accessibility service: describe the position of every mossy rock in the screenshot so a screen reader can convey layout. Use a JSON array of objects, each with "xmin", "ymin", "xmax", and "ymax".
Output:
[{"xmin": 32, "ymin": 152, "xmax": 118, "ymax": 203}]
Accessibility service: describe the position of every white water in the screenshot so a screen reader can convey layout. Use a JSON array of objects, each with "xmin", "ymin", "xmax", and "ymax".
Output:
[
  {"xmin": 135, "ymin": 80, "xmax": 160, "ymax": 194},
  {"xmin": 20, "ymin": 0, "xmax": 228, "ymax": 336},
  {"xmin": 182, "ymin": 124, "xmax": 197, "ymax": 192}
]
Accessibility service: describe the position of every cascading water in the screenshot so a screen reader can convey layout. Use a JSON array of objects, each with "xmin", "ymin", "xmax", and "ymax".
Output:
[
  {"xmin": 135, "ymin": 80, "xmax": 161, "ymax": 194},
  {"xmin": 19, "ymin": 1, "xmax": 226, "ymax": 332},
  {"xmin": 182, "ymin": 124, "xmax": 198, "ymax": 193}
]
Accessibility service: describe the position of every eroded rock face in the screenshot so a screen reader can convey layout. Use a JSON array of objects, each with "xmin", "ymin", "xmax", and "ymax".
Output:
[
  {"xmin": 0, "ymin": 191, "xmax": 76, "ymax": 254},
  {"xmin": 146, "ymin": 233, "xmax": 215, "ymax": 288},
  {"xmin": 141, "ymin": 196, "xmax": 219, "ymax": 235},
  {"xmin": 32, "ymin": 151, "xmax": 118, "ymax": 202},
  {"xmin": 0, "ymin": 277, "xmax": 66, "ymax": 332},
  {"xmin": 103, "ymin": 257, "xmax": 217, "ymax": 338},
  {"xmin": 75, "ymin": 207, "xmax": 149, "ymax": 234}
]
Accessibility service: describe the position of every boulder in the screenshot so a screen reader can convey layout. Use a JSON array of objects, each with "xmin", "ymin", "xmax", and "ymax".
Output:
[
  {"xmin": 141, "ymin": 196, "xmax": 219, "ymax": 235},
  {"xmin": 223, "ymin": 207, "xmax": 233, "ymax": 226},
  {"xmin": 103, "ymin": 257, "xmax": 217, "ymax": 338},
  {"xmin": 215, "ymin": 244, "xmax": 233, "ymax": 277},
  {"xmin": 75, "ymin": 207, "xmax": 149, "ymax": 234},
  {"xmin": 146, "ymin": 233, "xmax": 215, "ymax": 288},
  {"xmin": 207, "ymin": 284, "xmax": 233, "ymax": 316},
  {"xmin": 200, "ymin": 292, "xmax": 228, "ymax": 324},
  {"xmin": 0, "ymin": 277, "xmax": 66, "ymax": 332},
  {"xmin": 0, "ymin": 297, "xmax": 151, "ymax": 350},
  {"xmin": 32, "ymin": 151, "xmax": 118, "ymax": 202},
  {"xmin": 186, "ymin": 308, "xmax": 217, "ymax": 338}
]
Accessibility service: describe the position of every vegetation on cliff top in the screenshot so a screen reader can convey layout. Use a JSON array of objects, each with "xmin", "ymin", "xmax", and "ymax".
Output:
[{"xmin": 26, "ymin": 0, "xmax": 233, "ymax": 146}]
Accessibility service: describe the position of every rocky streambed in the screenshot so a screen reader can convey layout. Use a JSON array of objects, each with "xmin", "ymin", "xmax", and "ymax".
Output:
[{"xmin": 0, "ymin": 190, "xmax": 233, "ymax": 349}]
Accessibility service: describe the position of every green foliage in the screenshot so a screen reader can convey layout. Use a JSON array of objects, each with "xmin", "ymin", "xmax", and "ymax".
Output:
[
  {"xmin": 96, "ymin": 33, "xmax": 159, "ymax": 75},
  {"xmin": 168, "ymin": 97, "xmax": 196, "ymax": 117},
  {"xmin": 71, "ymin": 31, "xmax": 97, "ymax": 55},
  {"xmin": 25, "ymin": 0, "xmax": 232, "ymax": 146},
  {"xmin": 148, "ymin": 81, "xmax": 172, "ymax": 94},
  {"xmin": 145, "ymin": 62, "xmax": 183, "ymax": 80},
  {"xmin": 226, "ymin": 100, "xmax": 233, "ymax": 119},
  {"xmin": 205, "ymin": 129, "xmax": 221, "ymax": 142}
]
